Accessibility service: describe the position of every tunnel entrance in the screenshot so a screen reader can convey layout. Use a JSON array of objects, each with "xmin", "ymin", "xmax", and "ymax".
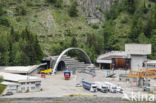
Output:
[
  {"xmin": 57, "ymin": 61, "xmax": 66, "ymax": 71},
  {"xmin": 52, "ymin": 48, "xmax": 92, "ymax": 74}
]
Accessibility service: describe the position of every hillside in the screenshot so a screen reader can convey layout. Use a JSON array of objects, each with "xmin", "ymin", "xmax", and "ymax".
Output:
[
  {"xmin": 101, "ymin": 0, "xmax": 156, "ymax": 59},
  {"xmin": 0, "ymin": 0, "xmax": 155, "ymax": 66}
]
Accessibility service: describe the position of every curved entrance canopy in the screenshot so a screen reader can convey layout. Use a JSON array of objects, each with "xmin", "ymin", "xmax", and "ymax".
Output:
[{"xmin": 52, "ymin": 48, "xmax": 92, "ymax": 74}]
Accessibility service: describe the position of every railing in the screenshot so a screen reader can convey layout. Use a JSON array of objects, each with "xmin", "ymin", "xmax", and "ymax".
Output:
[{"xmin": 128, "ymin": 68, "xmax": 156, "ymax": 78}]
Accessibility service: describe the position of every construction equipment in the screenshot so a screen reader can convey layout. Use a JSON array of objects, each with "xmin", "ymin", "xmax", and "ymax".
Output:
[
  {"xmin": 128, "ymin": 68, "xmax": 156, "ymax": 78},
  {"xmin": 40, "ymin": 68, "xmax": 52, "ymax": 74}
]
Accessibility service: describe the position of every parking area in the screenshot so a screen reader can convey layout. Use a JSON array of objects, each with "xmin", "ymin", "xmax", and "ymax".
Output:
[{"xmin": 3, "ymin": 70, "xmax": 152, "ymax": 98}]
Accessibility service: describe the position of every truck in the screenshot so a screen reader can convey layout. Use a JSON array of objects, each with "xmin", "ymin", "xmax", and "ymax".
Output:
[
  {"xmin": 105, "ymin": 82, "xmax": 117, "ymax": 93},
  {"xmin": 64, "ymin": 70, "xmax": 71, "ymax": 80},
  {"xmin": 116, "ymin": 86, "xmax": 123, "ymax": 93},
  {"xmin": 94, "ymin": 82, "xmax": 108, "ymax": 93},
  {"xmin": 109, "ymin": 85, "xmax": 117, "ymax": 93},
  {"xmin": 82, "ymin": 80, "xmax": 97, "ymax": 92}
]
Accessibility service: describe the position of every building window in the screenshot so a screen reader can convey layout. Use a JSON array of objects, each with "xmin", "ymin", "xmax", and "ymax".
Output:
[
  {"xmin": 36, "ymin": 82, "xmax": 41, "ymax": 87},
  {"xmin": 21, "ymin": 87, "xmax": 25, "ymax": 91},
  {"xmin": 31, "ymin": 87, "xmax": 35, "ymax": 90},
  {"xmin": 31, "ymin": 82, "xmax": 35, "ymax": 84},
  {"xmin": 21, "ymin": 82, "xmax": 25, "ymax": 85}
]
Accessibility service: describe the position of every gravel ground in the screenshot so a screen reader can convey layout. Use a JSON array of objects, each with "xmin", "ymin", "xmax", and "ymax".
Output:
[
  {"xmin": 3, "ymin": 70, "xmax": 124, "ymax": 98},
  {"xmin": 1, "ymin": 70, "xmax": 156, "ymax": 102}
]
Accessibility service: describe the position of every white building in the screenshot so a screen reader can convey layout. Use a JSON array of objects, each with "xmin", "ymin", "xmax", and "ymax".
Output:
[
  {"xmin": 0, "ymin": 72, "xmax": 41, "ymax": 94},
  {"xmin": 144, "ymin": 60, "xmax": 156, "ymax": 68},
  {"xmin": 97, "ymin": 44, "xmax": 152, "ymax": 70},
  {"xmin": 2, "ymin": 64, "xmax": 46, "ymax": 75},
  {"xmin": 96, "ymin": 51, "xmax": 128, "ymax": 69},
  {"xmin": 125, "ymin": 44, "xmax": 151, "ymax": 70}
]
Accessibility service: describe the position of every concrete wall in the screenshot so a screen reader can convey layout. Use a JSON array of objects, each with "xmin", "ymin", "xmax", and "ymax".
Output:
[
  {"xmin": 150, "ymin": 79, "xmax": 156, "ymax": 93},
  {"xmin": 131, "ymin": 55, "xmax": 147, "ymax": 70},
  {"xmin": 125, "ymin": 44, "xmax": 151, "ymax": 55},
  {"xmin": 18, "ymin": 81, "xmax": 41, "ymax": 93},
  {"xmin": 7, "ymin": 85, "xmax": 18, "ymax": 93}
]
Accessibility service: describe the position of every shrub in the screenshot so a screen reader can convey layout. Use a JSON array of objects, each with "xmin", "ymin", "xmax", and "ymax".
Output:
[
  {"xmin": 26, "ymin": 1, "xmax": 34, "ymax": 6},
  {"xmin": 68, "ymin": 0, "xmax": 78, "ymax": 17},
  {"xmin": 55, "ymin": 0, "xmax": 63, "ymax": 8},
  {"xmin": 0, "ymin": 84, "xmax": 6, "ymax": 94},
  {"xmin": 16, "ymin": 6, "xmax": 27, "ymax": 16},
  {"xmin": 47, "ymin": 0, "xmax": 57, "ymax": 3},
  {"xmin": 0, "ymin": 4, "xmax": 4, "ymax": 16},
  {"xmin": 0, "ymin": 17, "xmax": 10, "ymax": 27},
  {"xmin": 16, "ymin": 17, "xmax": 21, "ymax": 22},
  {"xmin": 92, "ymin": 24, "xmax": 99, "ymax": 29}
]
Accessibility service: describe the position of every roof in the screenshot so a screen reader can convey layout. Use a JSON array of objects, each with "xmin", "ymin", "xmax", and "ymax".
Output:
[
  {"xmin": 0, "ymin": 72, "xmax": 41, "ymax": 82},
  {"xmin": 145, "ymin": 60, "xmax": 156, "ymax": 64},
  {"xmin": 3, "ymin": 64, "xmax": 46, "ymax": 74},
  {"xmin": 97, "ymin": 51, "xmax": 127, "ymax": 63},
  {"xmin": 1, "ymin": 81, "xmax": 19, "ymax": 86},
  {"xmin": 144, "ymin": 60, "xmax": 156, "ymax": 65},
  {"xmin": 125, "ymin": 44, "xmax": 151, "ymax": 55}
]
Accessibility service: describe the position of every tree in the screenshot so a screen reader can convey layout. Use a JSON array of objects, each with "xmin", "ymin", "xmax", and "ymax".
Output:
[
  {"xmin": 55, "ymin": 0, "xmax": 63, "ymax": 8},
  {"xmin": 47, "ymin": 0, "xmax": 57, "ymax": 3},
  {"xmin": 123, "ymin": 0, "xmax": 136, "ymax": 14},
  {"xmin": 0, "ymin": 34, "xmax": 10, "ymax": 65},
  {"xmin": 33, "ymin": 36, "xmax": 44, "ymax": 63},
  {"xmin": 144, "ymin": 5, "xmax": 156, "ymax": 38},
  {"xmin": 0, "ymin": 3, "xmax": 4, "ymax": 16},
  {"xmin": 138, "ymin": 33, "xmax": 149, "ymax": 43},
  {"xmin": 129, "ymin": 17, "xmax": 144, "ymax": 42},
  {"xmin": 11, "ymin": 42, "xmax": 23, "ymax": 65},
  {"xmin": 150, "ymin": 29, "xmax": 156, "ymax": 59},
  {"xmin": 0, "ymin": 16, "xmax": 10, "ymax": 27},
  {"xmin": 106, "ymin": 0, "xmax": 120, "ymax": 20},
  {"xmin": 68, "ymin": 0, "xmax": 78, "ymax": 17},
  {"xmin": 71, "ymin": 36, "xmax": 77, "ymax": 47}
]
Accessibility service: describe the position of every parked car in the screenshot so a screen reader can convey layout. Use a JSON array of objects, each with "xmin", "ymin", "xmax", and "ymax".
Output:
[
  {"xmin": 104, "ymin": 82, "xmax": 114, "ymax": 92},
  {"xmin": 5, "ymin": 92, "xmax": 13, "ymax": 96},
  {"xmin": 95, "ymin": 82, "xmax": 108, "ymax": 93},
  {"xmin": 110, "ymin": 86, "xmax": 117, "ymax": 93},
  {"xmin": 116, "ymin": 86, "xmax": 123, "ymax": 93},
  {"xmin": 143, "ymin": 86, "xmax": 150, "ymax": 91}
]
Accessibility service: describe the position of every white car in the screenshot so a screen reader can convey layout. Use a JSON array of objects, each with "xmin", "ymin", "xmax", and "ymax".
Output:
[
  {"xmin": 95, "ymin": 82, "xmax": 108, "ymax": 93},
  {"xmin": 110, "ymin": 86, "xmax": 117, "ymax": 93},
  {"xmin": 116, "ymin": 86, "xmax": 123, "ymax": 93}
]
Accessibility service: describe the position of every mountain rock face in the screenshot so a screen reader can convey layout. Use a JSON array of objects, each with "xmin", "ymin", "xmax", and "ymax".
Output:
[{"xmin": 78, "ymin": 0, "xmax": 114, "ymax": 24}]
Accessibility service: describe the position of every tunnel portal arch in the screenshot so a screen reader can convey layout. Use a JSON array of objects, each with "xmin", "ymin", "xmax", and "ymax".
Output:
[
  {"xmin": 57, "ymin": 61, "xmax": 66, "ymax": 71},
  {"xmin": 52, "ymin": 48, "xmax": 92, "ymax": 74}
]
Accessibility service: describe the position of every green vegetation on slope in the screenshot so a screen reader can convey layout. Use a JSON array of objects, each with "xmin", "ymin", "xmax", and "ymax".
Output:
[
  {"xmin": 0, "ymin": 77, "xmax": 5, "ymax": 94},
  {"xmin": 102, "ymin": 0, "xmax": 156, "ymax": 59},
  {"xmin": 0, "ymin": 0, "xmax": 156, "ymax": 65},
  {"xmin": 0, "ymin": 0, "xmax": 103, "ymax": 63},
  {"xmin": 0, "ymin": 1, "xmax": 44, "ymax": 66},
  {"xmin": 0, "ymin": 27, "xmax": 43, "ymax": 66}
]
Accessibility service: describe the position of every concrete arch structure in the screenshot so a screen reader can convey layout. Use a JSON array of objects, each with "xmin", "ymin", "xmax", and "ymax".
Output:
[{"xmin": 52, "ymin": 48, "xmax": 92, "ymax": 74}]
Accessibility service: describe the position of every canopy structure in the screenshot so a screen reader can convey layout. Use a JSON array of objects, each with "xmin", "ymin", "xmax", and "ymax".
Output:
[
  {"xmin": 52, "ymin": 47, "xmax": 92, "ymax": 74},
  {"xmin": 0, "ymin": 72, "xmax": 41, "ymax": 82},
  {"xmin": 3, "ymin": 63, "xmax": 46, "ymax": 74}
]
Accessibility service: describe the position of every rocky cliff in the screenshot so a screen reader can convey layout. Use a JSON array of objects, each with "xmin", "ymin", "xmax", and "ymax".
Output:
[{"xmin": 78, "ymin": 0, "xmax": 114, "ymax": 24}]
